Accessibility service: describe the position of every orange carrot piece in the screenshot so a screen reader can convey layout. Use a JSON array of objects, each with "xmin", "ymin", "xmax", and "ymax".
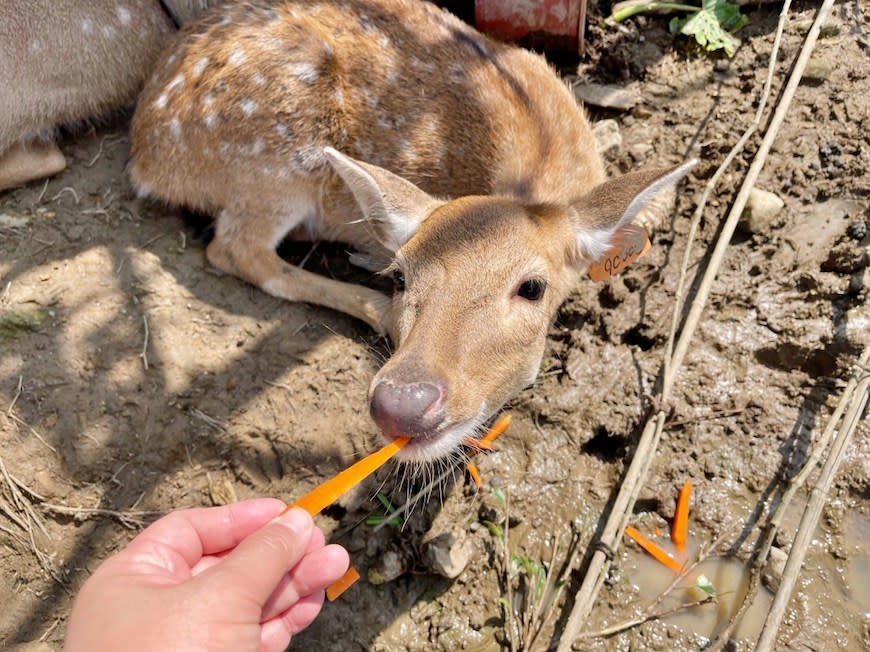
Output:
[
  {"xmin": 467, "ymin": 462, "xmax": 482, "ymax": 489},
  {"xmin": 672, "ymin": 480, "xmax": 692, "ymax": 554},
  {"xmin": 326, "ymin": 566, "xmax": 360, "ymax": 602},
  {"xmin": 283, "ymin": 437, "xmax": 410, "ymax": 516},
  {"xmin": 625, "ymin": 525, "xmax": 683, "ymax": 574},
  {"xmin": 463, "ymin": 414, "xmax": 512, "ymax": 451}
]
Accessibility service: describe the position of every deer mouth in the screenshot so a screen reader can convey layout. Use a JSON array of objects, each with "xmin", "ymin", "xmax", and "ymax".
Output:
[{"xmin": 386, "ymin": 406, "xmax": 490, "ymax": 462}]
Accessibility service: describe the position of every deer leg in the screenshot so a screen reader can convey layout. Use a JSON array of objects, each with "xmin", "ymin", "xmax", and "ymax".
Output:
[
  {"xmin": 0, "ymin": 141, "xmax": 66, "ymax": 192},
  {"xmin": 206, "ymin": 211, "xmax": 394, "ymax": 338}
]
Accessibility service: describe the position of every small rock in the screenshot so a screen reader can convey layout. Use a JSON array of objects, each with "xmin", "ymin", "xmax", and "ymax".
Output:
[
  {"xmin": 368, "ymin": 549, "xmax": 408, "ymax": 584},
  {"xmin": 628, "ymin": 142, "xmax": 654, "ymax": 163},
  {"xmin": 738, "ymin": 187, "xmax": 785, "ymax": 234},
  {"xmin": 207, "ymin": 474, "xmax": 237, "ymax": 506},
  {"xmin": 33, "ymin": 469, "xmax": 56, "ymax": 499},
  {"xmin": 573, "ymin": 82, "xmax": 640, "ymax": 111},
  {"xmin": 793, "ymin": 17, "xmax": 841, "ymax": 38},
  {"xmin": 822, "ymin": 241, "xmax": 868, "ymax": 274},
  {"xmin": 801, "ymin": 57, "xmax": 832, "ymax": 85},
  {"xmin": 762, "ymin": 546, "xmax": 788, "ymax": 592},
  {"xmin": 424, "ymin": 531, "xmax": 473, "ymax": 578},
  {"xmin": 592, "ymin": 119, "xmax": 622, "ymax": 158},
  {"xmin": 0, "ymin": 212, "xmax": 30, "ymax": 229}
]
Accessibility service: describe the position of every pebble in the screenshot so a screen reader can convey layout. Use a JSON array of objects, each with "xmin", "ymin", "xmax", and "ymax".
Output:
[
  {"xmin": 801, "ymin": 57, "xmax": 832, "ymax": 85},
  {"xmin": 762, "ymin": 546, "xmax": 788, "ymax": 592},
  {"xmin": 738, "ymin": 187, "xmax": 785, "ymax": 234},
  {"xmin": 0, "ymin": 212, "xmax": 30, "ymax": 228},
  {"xmin": 367, "ymin": 549, "xmax": 407, "ymax": 584},
  {"xmin": 592, "ymin": 119, "xmax": 622, "ymax": 158},
  {"xmin": 424, "ymin": 531, "xmax": 473, "ymax": 578},
  {"xmin": 573, "ymin": 82, "xmax": 640, "ymax": 111}
]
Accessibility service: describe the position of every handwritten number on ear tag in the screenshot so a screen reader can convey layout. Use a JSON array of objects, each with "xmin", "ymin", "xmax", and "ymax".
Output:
[{"xmin": 587, "ymin": 223, "xmax": 651, "ymax": 282}]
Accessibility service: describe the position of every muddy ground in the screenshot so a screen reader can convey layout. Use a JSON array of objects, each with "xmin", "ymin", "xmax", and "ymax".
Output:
[{"xmin": 1, "ymin": 1, "xmax": 869, "ymax": 650}]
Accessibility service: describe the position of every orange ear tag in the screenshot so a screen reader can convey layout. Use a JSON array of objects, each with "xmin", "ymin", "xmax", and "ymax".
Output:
[{"xmin": 587, "ymin": 223, "xmax": 651, "ymax": 282}]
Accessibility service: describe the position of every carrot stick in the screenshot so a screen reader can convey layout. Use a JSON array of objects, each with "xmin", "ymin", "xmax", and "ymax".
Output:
[
  {"xmin": 625, "ymin": 525, "xmax": 683, "ymax": 574},
  {"xmin": 326, "ymin": 565, "xmax": 360, "ymax": 602},
  {"xmin": 463, "ymin": 414, "xmax": 512, "ymax": 451},
  {"xmin": 672, "ymin": 480, "xmax": 692, "ymax": 554},
  {"xmin": 467, "ymin": 462, "xmax": 482, "ymax": 489},
  {"xmin": 282, "ymin": 436, "xmax": 410, "ymax": 516}
]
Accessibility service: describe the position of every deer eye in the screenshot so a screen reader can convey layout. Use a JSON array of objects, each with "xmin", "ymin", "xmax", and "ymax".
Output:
[
  {"xmin": 517, "ymin": 278, "xmax": 546, "ymax": 301},
  {"xmin": 392, "ymin": 269, "xmax": 406, "ymax": 292}
]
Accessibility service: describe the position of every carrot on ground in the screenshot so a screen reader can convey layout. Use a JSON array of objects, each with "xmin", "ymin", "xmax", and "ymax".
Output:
[
  {"xmin": 326, "ymin": 566, "xmax": 361, "ymax": 602},
  {"xmin": 467, "ymin": 462, "xmax": 482, "ymax": 489},
  {"xmin": 625, "ymin": 525, "xmax": 683, "ymax": 574},
  {"xmin": 672, "ymin": 480, "xmax": 692, "ymax": 554},
  {"xmin": 284, "ymin": 436, "xmax": 410, "ymax": 516},
  {"xmin": 463, "ymin": 414, "xmax": 512, "ymax": 451}
]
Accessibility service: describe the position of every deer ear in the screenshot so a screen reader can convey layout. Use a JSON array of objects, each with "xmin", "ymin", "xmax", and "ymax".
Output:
[
  {"xmin": 572, "ymin": 160, "xmax": 697, "ymax": 262},
  {"xmin": 324, "ymin": 147, "xmax": 442, "ymax": 252}
]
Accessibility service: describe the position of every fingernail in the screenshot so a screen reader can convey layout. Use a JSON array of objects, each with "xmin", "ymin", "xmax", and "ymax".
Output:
[{"xmin": 273, "ymin": 507, "xmax": 312, "ymax": 535}]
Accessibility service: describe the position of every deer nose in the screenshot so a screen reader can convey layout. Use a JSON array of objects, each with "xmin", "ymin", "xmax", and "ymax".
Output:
[{"xmin": 369, "ymin": 380, "xmax": 447, "ymax": 438}]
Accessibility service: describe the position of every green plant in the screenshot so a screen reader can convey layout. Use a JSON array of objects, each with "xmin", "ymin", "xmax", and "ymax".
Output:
[
  {"xmin": 365, "ymin": 492, "xmax": 403, "ymax": 527},
  {"xmin": 608, "ymin": 0, "xmax": 749, "ymax": 57},
  {"xmin": 484, "ymin": 487, "xmax": 573, "ymax": 652}
]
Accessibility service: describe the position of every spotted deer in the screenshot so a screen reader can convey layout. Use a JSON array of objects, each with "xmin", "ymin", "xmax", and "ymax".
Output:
[
  {"xmin": 0, "ymin": 0, "xmax": 222, "ymax": 192},
  {"xmin": 129, "ymin": 0, "xmax": 694, "ymax": 461}
]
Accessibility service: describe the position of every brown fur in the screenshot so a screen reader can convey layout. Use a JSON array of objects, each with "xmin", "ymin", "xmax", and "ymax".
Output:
[{"xmin": 129, "ymin": 0, "xmax": 693, "ymax": 460}]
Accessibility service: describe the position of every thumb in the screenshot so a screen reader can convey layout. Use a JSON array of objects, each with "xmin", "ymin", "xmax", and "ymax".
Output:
[{"xmin": 197, "ymin": 507, "xmax": 315, "ymax": 607}]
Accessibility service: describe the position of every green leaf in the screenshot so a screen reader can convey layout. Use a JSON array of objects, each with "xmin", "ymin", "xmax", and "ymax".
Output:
[
  {"xmin": 484, "ymin": 520, "xmax": 504, "ymax": 540},
  {"xmin": 669, "ymin": 0, "xmax": 747, "ymax": 56},
  {"xmin": 695, "ymin": 573, "xmax": 716, "ymax": 596},
  {"xmin": 492, "ymin": 486, "xmax": 506, "ymax": 506}
]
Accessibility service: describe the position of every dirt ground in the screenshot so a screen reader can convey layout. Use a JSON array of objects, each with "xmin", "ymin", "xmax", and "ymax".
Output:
[{"xmin": 1, "ymin": 1, "xmax": 869, "ymax": 650}]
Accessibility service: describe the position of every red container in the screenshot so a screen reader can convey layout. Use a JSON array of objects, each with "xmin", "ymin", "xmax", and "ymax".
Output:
[{"xmin": 474, "ymin": 0, "xmax": 586, "ymax": 53}]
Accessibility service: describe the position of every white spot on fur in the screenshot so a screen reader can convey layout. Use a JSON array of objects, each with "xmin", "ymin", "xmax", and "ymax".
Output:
[
  {"xmin": 252, "ymin": 72, "xmax": 266, "ymax": 85},
  {"xmin": 28, "ymin": 40, "xmax": 42, "ymax": 54},
  {"xmin": 275, "ymin": 123, "xmax": 288, "ymax": 138},
  {"xmin": 202, "ymin": 93, "xmax": 215, "ymax": 107},
  {"xmin": 192, "ymin": 57, "xmax": 209, "ymax": 78},
  {"xmin": 168, "ymin": 118, "xmax": 181, "ymax": 140},
  {"xmin": 334, "ymin": 88, "xmax": 344, "ymax": 107},
  {"xmin": 293, "ymin": 63, "xmax": 318, "ymax": 85},
  {"xmin": 80, "ymin": 18, "xmax": 93, "ymax": 33},
  {"xmin": 251, "ymin": 138, "xmax": 265, "ymax": 155},
  {"xmin": 154, "ymin": 93, "xmax": 168, "ymax": 109},
  {"xmin": 135, "ymin": 182, "xmax": 152, "ymax": 198},
  {"xmin": 241, "ymin": 98, "xmax": 257, "ymax": 116},
  {"xmin": 166, "ymin": 73, "xmax": 185, "ymax": 94},
  {"xmin": 219, "ymin": 141, "xmax": 231, "ymax": 158},
  {"xmin": 228, "ymin": 49, "xmax": 245, "ymax": 66},
  {"xmin": 117, "ymin": 6, "xmax": 132, "ymax": 25},
  {"xmin": 204, "ymin": 113, "xmax": 218, "ymax": 130},
  {"xmin": 101, "ymin": 25, "xmax": 116, "ymax": 39}
]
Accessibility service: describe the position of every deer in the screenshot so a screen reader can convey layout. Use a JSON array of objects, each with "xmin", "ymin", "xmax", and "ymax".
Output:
[
  {"xmin": 0, "ymin": 0, "xmax": 224, "ymax": 192},
  {"xmin": 129, "ymin": 0, "xmax": 695, "ymax": 462}
]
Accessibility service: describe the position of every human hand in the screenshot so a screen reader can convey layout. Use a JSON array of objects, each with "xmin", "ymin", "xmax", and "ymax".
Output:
[{"xmin": 64, "ymin": 499, "xmax": 349, "ymax": 652}]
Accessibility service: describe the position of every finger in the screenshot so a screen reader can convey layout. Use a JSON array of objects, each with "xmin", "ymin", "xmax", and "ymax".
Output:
[
  {"xmin": 260, "ymin": 592, "xmax": 325, "ymax": 652},
  {"xmin": 261, "ymin": 542, "xmax": 348, "ymax": 621},
  {"xmin": 124, "ymin": 498, "xmax": 286, "ymax": 568},
  {"xmin": 191, "ymin": 527, "xmax": 323, "ymax": 577},
  {"xmin": 196, "ymin": 508, "xmax": 315, "ymax": 606}
]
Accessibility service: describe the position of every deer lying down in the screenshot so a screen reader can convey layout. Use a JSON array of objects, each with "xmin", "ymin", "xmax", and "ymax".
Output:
[
  {"xmin": 129, "ymin": 0, "xmax": 694, "ymax": 461},
  {"xmin": 0, "ymin": 0, "xmax": 223, "ymax": 192}
]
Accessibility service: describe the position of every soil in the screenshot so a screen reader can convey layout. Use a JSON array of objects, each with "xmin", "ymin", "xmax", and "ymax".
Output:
[{"xmin": 2, "ymin": 1, "xmax": 869, "ymax": 651}]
